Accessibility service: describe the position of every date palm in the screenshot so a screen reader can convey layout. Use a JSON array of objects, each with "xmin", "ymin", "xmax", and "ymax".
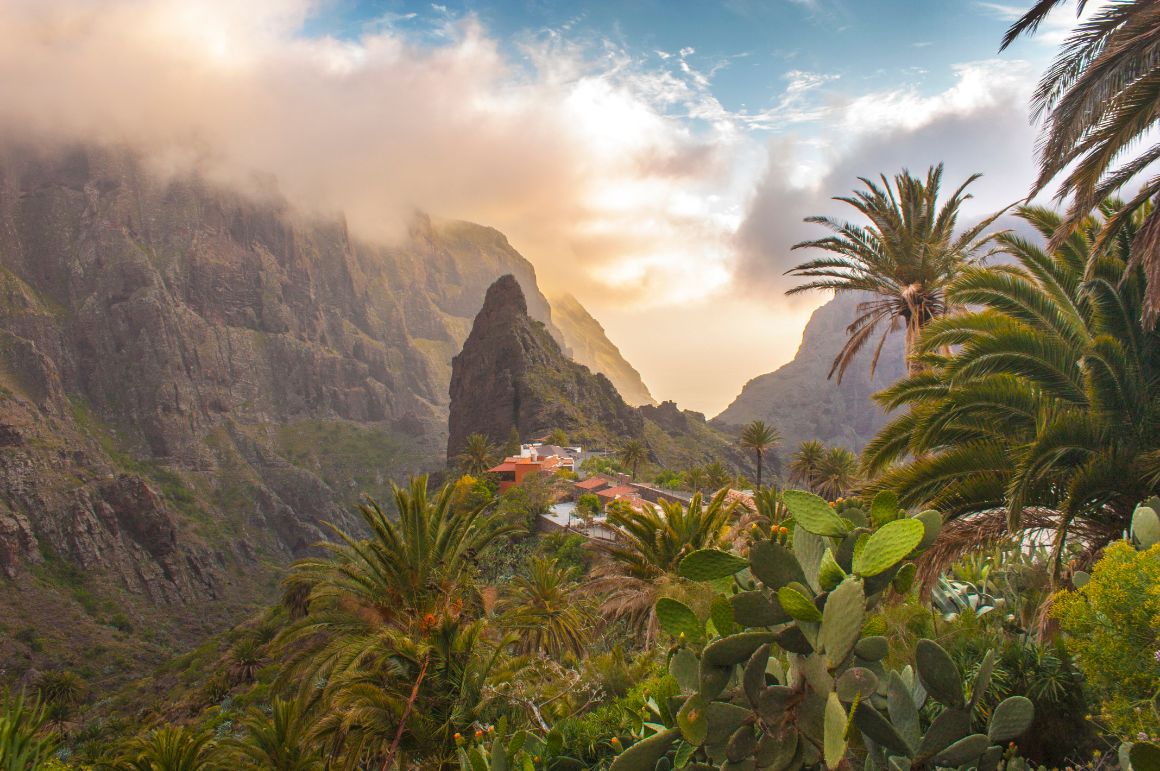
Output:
[
  {"xmin": 588, "ymin": 490, "xmax": 738, "ymax": 638},
  {"xmin": 115, "ymin": 725, "xmax": 216, "ymax": 771},
  {"xmin": 740, "ymin": 420, "xmax": 781, "ymax": 488},
  {"xmin": 816, "ymin": 446, "xmax": 860, "ymax": 500},
  {"xmin": 497, "ymin": 557, "xmax": 596, "ymax": 659},
  {"xmin": 618, "ymin": 439, "xmax": 649, "ymax": 480},
  {"xmin": 1001, "ymin": 1, "xmax": 1160, "ymax": 323},
  {"xmin": 456, "ymin": 433, "xmax": 499, "ymax": 475},
  {"xmin": 863, "ymin": 202, "xmax": 1160, "ymax": 575},
  {"xmin": 228, "ymin": 697, "xmax": 323, "ymax": 771},
  {"xmin": 683, "ymin": 466, "xmax": 708, "ymax": 492},
  {"xmin": 277, "ymin": 476, "xmax": 520, "ymax": 768},
  {"xmin": 704, "ymin": 461, "xmax": 733, "ymax": 491},
  {"xmin": 787, "ymin": 164, "xmax": 1004, "ymax": 380},
  {"xmin": 788, "ymin": 439, "xmax": 827, "ymax": 491}
]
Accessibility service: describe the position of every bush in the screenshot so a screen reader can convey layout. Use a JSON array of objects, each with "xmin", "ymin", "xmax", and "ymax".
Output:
[
  {"xmin": 537, "ymin": 533, "xmax": 590, "ymax": 574},
  {"xmin": 1052, "ymin": 541, "xmax": 1160, "ymax": 738}
]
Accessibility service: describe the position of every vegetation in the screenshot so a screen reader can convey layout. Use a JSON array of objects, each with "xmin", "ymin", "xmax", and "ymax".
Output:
[
  {"xmin": 864, "ymin": 203, "xmax": 1160, "ymax": 570},
  {"xmin": 617, "ymin": 440, "xmax": 648, "ymax": 481},
  {"xmin": 787, "ymin": 164, "xmax": 1004, "ymax": 380},
  {"xmin": 739, "ymin": 420, "xmax": 780, "ymax": 488},
  {"xmin": 456, "ymin": 433, "xmax": 499, "ymax": 475},
  {"xmin": 1001, "ymin": 0, "xmax": 1160, "ymax": 322}
]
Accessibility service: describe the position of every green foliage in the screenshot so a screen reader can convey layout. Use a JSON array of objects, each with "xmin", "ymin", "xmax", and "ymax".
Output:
[
  {"xmin": 577, "ymin": 493, "xmax": 602, "ymax": 518},
  {"xmin": 1052, "ymin": 540, "xmax": 1160, "ymax": 738},
  {"xmin": 113, "ymin": 724, "xmax": 214, "ymax": 771},
  {"xmin": 0, "ymin": 691, "xmax": 58, "ymax": 771},
  {"xmin": 609, "ymin": 489, "xmax": 1036, "ymax": 771}
]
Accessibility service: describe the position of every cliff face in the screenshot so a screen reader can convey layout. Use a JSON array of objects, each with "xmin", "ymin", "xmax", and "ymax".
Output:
[
  {"xmin": 714, "ymin": 294, "xmax": 905, "ymax": 454},
  {"xmin": 549, "ymin": 293, "xmax": 655, "ymax": 407},
  {"xmin": 448, "ymin": 276, "xmax": 644, "ymax": 454},
  {"xmin": 448, "ymin": 276, "xmax": 749, "ymax": 472},
  {"xmin": 0, "ymin": 144, "xmax": 601, "ymax": 677}
]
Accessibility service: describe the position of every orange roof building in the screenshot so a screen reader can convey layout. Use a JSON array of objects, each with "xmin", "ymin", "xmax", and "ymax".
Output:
[{"xmin": 487, "ymin": 453, "xmax": 562, "ymax": 493}]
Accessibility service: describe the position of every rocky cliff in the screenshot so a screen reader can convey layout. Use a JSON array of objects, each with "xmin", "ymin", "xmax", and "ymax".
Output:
[
  {"xmin": 550, "ymin": 293, "xmax": 655, "ymax": 407},
  {"xmin": 714, "ymin": 294, "xmax": 905, "ymax": 454},
  {"xmin": 0, "ymin": 144, "xmax": 637, "ymax": 680},
  {"xmin": 449, "ymin": 276, "xmax": 749, "ymax": 471}
]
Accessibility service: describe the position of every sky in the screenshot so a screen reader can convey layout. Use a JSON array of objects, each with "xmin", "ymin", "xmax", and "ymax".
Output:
[{"xmin": 0, "ymin": 0, "xmax": 1094, "ymax": 414}]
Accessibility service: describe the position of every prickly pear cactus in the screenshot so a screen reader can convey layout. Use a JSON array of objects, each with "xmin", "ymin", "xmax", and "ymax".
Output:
[
  {"xmin": 609, "ymin": 490, "xmax": 1034, "ymax": 771},
  {"xmin": 1131, "ymin": 500, "xmax": 1160, "ymax": 550}
]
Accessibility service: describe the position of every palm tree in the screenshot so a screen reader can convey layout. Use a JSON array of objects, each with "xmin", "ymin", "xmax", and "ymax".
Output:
[
  {"xmin": 787, "ymin": 165, "xmax": 1004, "ymax": 379},
  {"xmin": 456, "ymin": 433, "xmax": 499, "ymax": 475},
  {"xmin": 547, "ymin": 428, "xmax": 569, "ymax": 447},
  {"xmin": 0, "ymin": 692, "xmax": 58, "ymax": 771},
  {"xmin": 683, "ymin": 466, "xmax": 708, "ymax": 492},
  {"xmin": 863, "ymin": 202, "xmax": 1160, "ymax": 576},
  {"xmin": 229, "ymin": 697, "xmax": 323, "ymax": 771},
  {"xmin": 816, "ymin": 447, "xmax": 860, "ymax": 500},
  {"xmin": 618, "ymin": 439, "xmax": 649, "ymax": 480},
  {"xmin": 1000, "ymin": 1, "xmax": 1160, "ymax": 323},
  {"xmin": 115, "ymin": 725, "xmax": 216, "ymax": 771},
  {"xmin": 739, "ymin": 420, "xmax": 781, "ymax": 488},
  {"xmin": 277, "ymin": 476, "xmax": 521, "ymax": 768},
  {"xmin": 704, "ymin": 461, "xmax": 732, "ymax": 491},
  {"xmin": 497, "ymin": 557, "xmax": 596, "ymax": 659},
  {"xmin": 588, "ymin": 490, "xmax": 738, "ymax": 638},
  {"xmin": 788, "ymin": 440, "xmax": 827, "ymax": 491}
]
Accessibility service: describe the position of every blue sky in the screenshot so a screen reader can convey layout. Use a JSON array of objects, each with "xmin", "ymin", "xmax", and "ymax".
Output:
[{"xmin": 0, "ymin": 0, "xmax": 1090, "ymax": 412}]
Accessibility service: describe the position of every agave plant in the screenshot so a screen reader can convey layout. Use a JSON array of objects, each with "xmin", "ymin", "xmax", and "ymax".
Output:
[{"xmin": 0, "ymin": 692, "xmax": 58, "ymax": 771}]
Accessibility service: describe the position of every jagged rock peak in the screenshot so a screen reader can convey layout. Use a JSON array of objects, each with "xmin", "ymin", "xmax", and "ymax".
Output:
[{"xmin": 480, "ymin": 274, "xmax": 528, "ymax": 319}]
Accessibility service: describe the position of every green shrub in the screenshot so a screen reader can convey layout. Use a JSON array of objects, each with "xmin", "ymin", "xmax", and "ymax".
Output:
[{"xmin": 1052, "ymin": 541, "xmax": 1160, "ymax": 738}]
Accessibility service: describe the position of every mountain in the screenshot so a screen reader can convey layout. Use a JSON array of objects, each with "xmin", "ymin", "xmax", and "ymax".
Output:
[
  {"xmin": 714, "ymin": 294, "xmax": 905, "ymax": 454},
  {"xmin": 0, "ymin": 143, "xmax": 636, "ymax": 681},
  {"xmin": 449, "ymin": 275, "xmax": 748, "ymax": 470},
  {"xmin": 549, "ymin": 293, "xmax": 656, "ymax": 406}
]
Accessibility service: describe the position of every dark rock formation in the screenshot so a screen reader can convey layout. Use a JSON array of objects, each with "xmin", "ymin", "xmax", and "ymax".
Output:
[
  {"xmin": 449, "ymin": 277, "xmax": 749, "ymax": 473},
  {"xmin": 713, "ymin": 294, "xmax": 905, "ymax": 454},
  {"xmin": 448, "ymin": 276, "xmax": 643, "ymax": 455}
]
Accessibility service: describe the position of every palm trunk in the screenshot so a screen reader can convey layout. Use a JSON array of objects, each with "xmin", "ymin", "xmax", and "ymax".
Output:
[
  {"xmin": 904, "ymin": 310, "xmax": 924, "ymax": 376},
  {"xmin": 755, "ymin": 452, "xmax": 763, "ymax": 489}
]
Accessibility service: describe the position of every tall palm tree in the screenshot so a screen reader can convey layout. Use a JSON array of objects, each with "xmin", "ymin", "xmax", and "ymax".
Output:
[
  {"xmin": 497, "ymin": 557, "xmax": 596, "ymax": 659},
  {"xmin": 787, "ymin": 165, "xmax": 1004, "ymax": 380},
  {"xmin": 739, "ymin": 420, "xmax": 781, "ymax": 488},
  {"xmin": 618, "ymin": 440, "xmax": 649, "ymax": 480},
  {"xmin": 816, "ymin": 447, "xmax": 860, "ymax": 500},
  {"xmin": 229, "ymin": 697, "xmax": 323, "ymax": 771},
  {"xmin": 788, "ymin": 439, "xmax": 827, "ymax": 491},
  {"xmin": 863, "ymin": 202, "xmax": 1160, "ymax": 575},
  {"xmin": 277, "ymin": 476, "xmax": 521, "ymax": 768},
  {"xmin": 1000, "ymin": 1, "xmax": 1160, "ymax": 322},
  {"xmin": 588, "ymin": 490, "xmax": 738, "ymax": 638},
  {"xmin": 456, "ymin": 433, "xmax": 499, "ymax": 475}
]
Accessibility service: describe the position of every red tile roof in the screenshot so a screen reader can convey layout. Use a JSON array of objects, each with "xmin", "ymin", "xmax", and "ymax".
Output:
[
  {"xmin": 486, "ymin": 462, "xmax": 516, "ymax": 473},
  {"xmin": 575, "ymin": 477, "xmax": 610, "ymax": 490},
  {"xmin": 596, "ymin": 485, "xmax": 638, "ymax": 499}
]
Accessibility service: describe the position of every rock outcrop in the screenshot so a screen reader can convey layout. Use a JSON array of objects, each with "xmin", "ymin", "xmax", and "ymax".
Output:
[
  {"xmin": 713, "ymin": 294, "xmax": 905, "ymax": 454},
  {"xmin": 550, "ymin": 293, "xmax": 655, "ymax": 407},
  {"xmin": 448, "ymin": 276, "xmax": 643, "ymax": 455},
  {"xmin": 449, "ymin": 276, "xmax": 749, "ymax": 472},
  {"xmin": 0, "ymin": 143, "xmax": 644, "ymax": 678}
]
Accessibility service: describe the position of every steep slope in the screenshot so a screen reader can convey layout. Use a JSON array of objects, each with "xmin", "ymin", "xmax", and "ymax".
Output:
[
  {"xmin": 449, "ymin": 276, "xmax": 748, "ymax": 470},
  {"xmin": 549, "ymin": 293, "xmax": 656, "ymax": 406},
  {"xmin": 714, "ymin": 294, "xmax": 905, "ymax": 453},
  {"xmin": 0, "ymin": 143, "xmax": 568, "ymax": 681}
]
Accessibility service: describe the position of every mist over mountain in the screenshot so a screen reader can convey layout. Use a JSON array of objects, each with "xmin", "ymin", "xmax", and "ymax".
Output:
[{"xmin": 0, "ymin": 143, "xmax": 648, "ymax": 675}]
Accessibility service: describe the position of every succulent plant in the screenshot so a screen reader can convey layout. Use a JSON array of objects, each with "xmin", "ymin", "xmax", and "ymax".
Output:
[
  {"xmin": 1130, "ymin": 500, "xmax": 1160, "ymax": 550},
  {"xmin": 609, "ymin": 489, "xmax": 1035, "ymax": 771}
]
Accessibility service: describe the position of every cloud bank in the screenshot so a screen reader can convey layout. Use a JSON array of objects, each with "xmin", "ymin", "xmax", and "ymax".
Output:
[{"xmin": 0, "ymin": 0, "xmax": 1058, "ymax": 413}]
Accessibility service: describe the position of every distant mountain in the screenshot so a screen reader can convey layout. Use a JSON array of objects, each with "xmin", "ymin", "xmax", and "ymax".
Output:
[
  {"xmin": 714, "ymin": 294, "xmax": 905, "ymax": 454},
  {"xmin": 449, "ymin": 276, "xmax": 748, "ymax": 470},
  {"xmin": 0, "ymin": 143, "xmax": 648, "ymax": 682},
  {"xmin": 550, "ymin": 293, "xmax": 656, "ymax": 406}
]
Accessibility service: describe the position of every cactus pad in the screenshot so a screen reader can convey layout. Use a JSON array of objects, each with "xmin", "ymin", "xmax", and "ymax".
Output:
[
  {"xmin": 782, "ymin": 490, "xmax": 850, "ymax": 537},
  {"xmin": 987, "ymin": 696, "xmax": 1034, "ymax": 742},
  {"xmin": 679, "ymin": 549, "xmax": 749, "ymax": 581},
  {"xmin": 853, "ymin": 519, "xmax": 924, "ymax": 577}
]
